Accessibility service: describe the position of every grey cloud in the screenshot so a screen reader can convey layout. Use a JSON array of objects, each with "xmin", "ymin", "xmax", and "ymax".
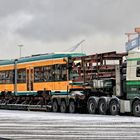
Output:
[
  {"xmin": 0, "ymin": 0, "xmax": 139, "ymax": 58},
  {"xmin": 0, "ymin": 0, "xmax": 28, "ymax": 17},
  {"xmin": 14, "ymin": 0, "xmax": 140, "ymax": 42}
]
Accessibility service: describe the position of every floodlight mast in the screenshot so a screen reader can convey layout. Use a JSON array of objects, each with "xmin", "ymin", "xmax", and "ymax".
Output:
[{"xmin": 18, "ymin": 44, "xmax": 23, "ymax": 58}]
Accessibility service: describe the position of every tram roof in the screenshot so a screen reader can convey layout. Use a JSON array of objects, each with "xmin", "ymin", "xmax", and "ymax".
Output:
[{"xmin": 0, "ymin": 52, "xmax": 85, "ymax": 66}]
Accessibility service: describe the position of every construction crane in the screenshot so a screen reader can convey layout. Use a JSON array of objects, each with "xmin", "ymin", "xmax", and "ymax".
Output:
[{"xmin": 65, "ymin": 40, "xmax": 85, "ymax": 52}]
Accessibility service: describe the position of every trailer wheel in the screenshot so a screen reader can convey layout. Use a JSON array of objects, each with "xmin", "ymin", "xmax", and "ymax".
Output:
[
  {"xmin": 87, "ymin": 99, "xmax": 97, "ymax": 114},
  {"xmin": 60, "ymin": 101, "xmax": 67, "ymax": 113},
  {"xmin": 98, "ymin": 99, "xmax": 107, "ymax": 115},
  {"xmin": 133, "ymin": 100, "xmax": 140, "ymax": 117},
  {"xmin": 69, "ymin": 101, "xmax": 76, "ymax": 113},
  {"xmin": 109, "ymin": 100, "xmax": 119, "ymax": 115},
  {"xmin": 52, "ymin": 100, "xmax": 59, "ymax": 112}
]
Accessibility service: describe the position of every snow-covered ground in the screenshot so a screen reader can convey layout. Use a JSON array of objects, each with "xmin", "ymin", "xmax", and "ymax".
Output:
[{"xmin": 0, "ymin": 110, "xmax": 139, "ymax": 140}]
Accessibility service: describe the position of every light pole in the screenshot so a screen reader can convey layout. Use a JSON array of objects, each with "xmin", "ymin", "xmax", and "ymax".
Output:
[{"xmin": 18, "ymin": 44, "xmax": 23, "ymax": 58}]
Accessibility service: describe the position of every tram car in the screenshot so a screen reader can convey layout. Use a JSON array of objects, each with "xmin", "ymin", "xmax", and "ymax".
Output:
[{"xmin": 0, "ymin": 52, "xmax": 85, "ymax": 106}]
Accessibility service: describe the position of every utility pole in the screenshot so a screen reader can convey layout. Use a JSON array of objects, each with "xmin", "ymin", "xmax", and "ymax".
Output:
[{"xmin": 18, "ymin": 44, "xmax": 23, "ymax": 58}]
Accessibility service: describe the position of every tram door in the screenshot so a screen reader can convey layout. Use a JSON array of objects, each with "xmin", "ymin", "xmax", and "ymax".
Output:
[{"xmin": 27, "ymin": 68, "xmax": 34, "ymax": 91}]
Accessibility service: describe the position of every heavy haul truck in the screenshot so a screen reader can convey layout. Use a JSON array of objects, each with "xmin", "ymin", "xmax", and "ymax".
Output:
[
  {"xmin": 0, "ymin": 36, "xmax": 140, "ymax": 116},
  {"xmin": 52, "ymin": 51, "xmax": 128, "ymax": 115}
]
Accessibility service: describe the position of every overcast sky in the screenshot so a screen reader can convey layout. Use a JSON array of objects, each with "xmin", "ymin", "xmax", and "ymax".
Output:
[{"xmin": 0, "ymin": 0, "xmax": 140, "ymax": 59}]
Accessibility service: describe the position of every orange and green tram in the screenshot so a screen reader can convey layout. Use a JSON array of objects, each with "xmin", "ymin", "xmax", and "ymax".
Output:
[{"xmin": 0, "ymin": 52, "xmax": 86, "ymax": 112}]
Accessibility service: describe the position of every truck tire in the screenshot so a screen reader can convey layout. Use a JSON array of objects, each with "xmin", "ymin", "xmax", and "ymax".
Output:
[
  {"xmin": 98, "ymin": 99, "xmax": 107, "ymax": 115},
  {"xmin": 133, "ymin": 100, "xmax": 140, "ymax": 117},
  {"xmin": 60, "ymin": 101, "xmax": 67, "ymax": 113},
  {"xmin": 109, "ymin": 100, "xmax": 119, "ymax": 115},
  {"xmin": 87, "ymin": 99, "xmax": 97, "ymax": 114},
  {"xmin": 52, "ymin": 100, "xmax": 59, "ymax": 112},
  {"xmin": 69, "ymin": 101, "xmax": 76, "ymax": 113}
]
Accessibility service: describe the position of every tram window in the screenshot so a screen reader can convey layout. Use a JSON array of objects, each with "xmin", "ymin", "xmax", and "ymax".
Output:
[
  {"xmin": 0, "ymin": 70, "xmax": 14, "ymax": 84},
  {"xmin": 54, "ymin": 64, "xmax": 61, "ymax": 81},
  {"xmin": 0, "ymin": 71, "xmax": 5, "ymax": 84},
  {"xmin": 136, "ymin": 67, "xmax": 140, "ymax": 77},
  {"xmin": 17, "ymin": 69, "xmax": 26, "ymax": 83},
  {"xmin": 34, "ymin": 64, "xmax": 67, "ymax": 82},
  {"xmin": 5, "ymin": 70, "xmax": 14, "ymax": 84},
  {"xmin": 44, "ymin": 65, "xmax": 54, "ymax": 82},
  {"xmin": 61, "ymin": 64, "xmax": 67, "ymax": 81},
  {"xmin": 54, "ymin": 64, "xmax": 67, "ymax": 81},
  {"xmin": 34, "ymin": 66, "xmax": 44, "ymax": 82}
]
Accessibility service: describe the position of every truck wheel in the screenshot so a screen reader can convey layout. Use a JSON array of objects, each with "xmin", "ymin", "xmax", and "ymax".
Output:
[
  {"xmin": 69, "ymin": 101, "xmax": 76, "ymax": 113},
  {"xmin": 87, "ymin": 99, "xmax": 97, "ymax": 114},
  {"xmin": 52, "ymin": 100, "xmax": 59, "ymax": 112},
  {"xmin": 133, "ymin": 100, "xmax": 140, "ymax": 117},
  {"xmin": 109, "ymin": 100, "xmax": 119, "ymax": 115},
  {"xmin": 60, "ymin": 101, "xmax": 67, "ymax": 113},
  {"xmin": 98, "ymin": 99, "xmax": 107, "ymax": 115}
]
